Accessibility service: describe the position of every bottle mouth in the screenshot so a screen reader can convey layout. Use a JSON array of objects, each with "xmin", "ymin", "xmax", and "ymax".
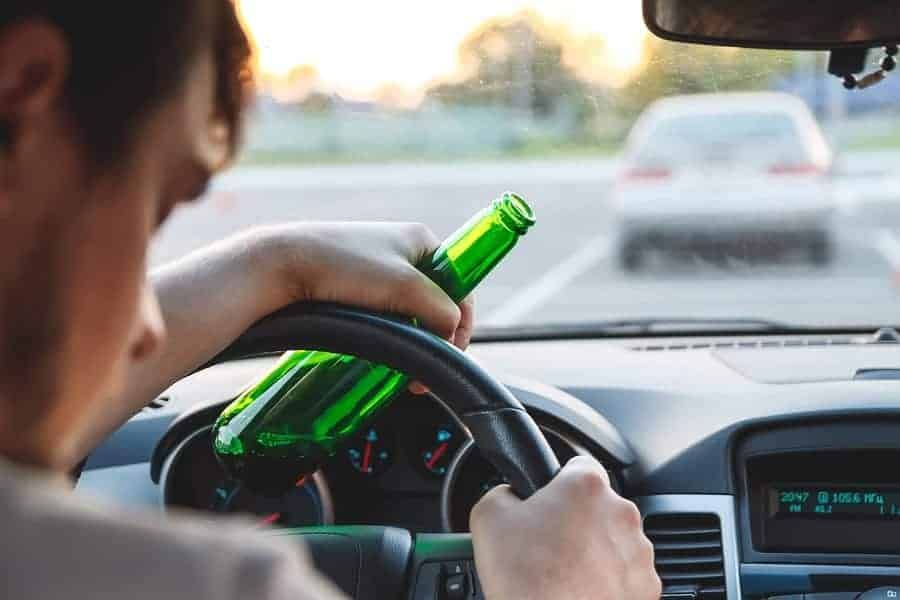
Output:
[{"xmin": 494, "ymin": 191, "xmax": 536, "ymax": 234}]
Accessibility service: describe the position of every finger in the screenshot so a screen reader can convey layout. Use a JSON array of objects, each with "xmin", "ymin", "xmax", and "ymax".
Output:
[
  {"xmin": 392, "ymin": 224, "xmax": 464, "ymax": 338},
  {"xmin": 392, "ymin": 268, "xmax": 462, "ymax": 340},
  {"xmin": 550, "ymin": 455, "xmax": 611, "ymax": 493},
  {"xmin": 470, "ymin": 483, "xmax": 519, "ymax": 528},
  {"xmin": 452, "ymin": 295, "xmax": 475, "ymax": 350},
  {"xmin": 397, "ymin": 222, "xmax": 442, "ymax": 264}
]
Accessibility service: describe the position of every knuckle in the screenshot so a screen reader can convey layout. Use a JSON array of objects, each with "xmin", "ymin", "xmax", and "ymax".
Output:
[
  {"xmin": 639, "ymin": 532, "xmax": 656, "ymax": 561},
  {"xmin": 404, "ymin": 222, "xmax": 437, "ymax": 247},
  {"xmin": 566, "ymin": 464, "xmax": 610, "ymax": 497},
  {"xmin": 628, "ymin": 563, "xmax": 662, "ymax": 600},
  {"xmin": 617, "ymin": 498, "xmax": 643, "ymax": 529}
]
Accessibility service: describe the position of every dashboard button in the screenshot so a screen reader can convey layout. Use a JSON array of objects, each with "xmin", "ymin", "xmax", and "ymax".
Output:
[
  {"xmin": 858, "ymin": 587, "xmax": 900, "ymax": 599},
  {"xmin": 443, "ymin": 561, "xmax": 467, "ymax": 577},
  {"xmin": 444, "ymin": 573, "xmax": 468, "ymax": 600}
]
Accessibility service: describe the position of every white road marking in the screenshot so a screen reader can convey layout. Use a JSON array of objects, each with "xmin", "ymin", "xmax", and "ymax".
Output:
[
  {"xmin": 215, "ymin": 159, "xmax": 619, "ymax": 191},
  {"xmin": 874, "ymin": 228, "xmax": 900, "ymax": 269},
  {"xmin": 482, "ymin": 233, "xmax": 613, "ymax": 327}
]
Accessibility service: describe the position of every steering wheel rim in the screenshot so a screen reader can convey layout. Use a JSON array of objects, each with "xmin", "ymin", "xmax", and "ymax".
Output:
[{"xmin": 153, "ymin": 302, "xmax": 561, "ymax": 599}]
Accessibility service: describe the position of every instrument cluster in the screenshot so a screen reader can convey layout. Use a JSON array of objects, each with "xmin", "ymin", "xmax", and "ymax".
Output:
[{"xmin": 162, "ymin": 391, "xmax": 599, "ymax": 534}]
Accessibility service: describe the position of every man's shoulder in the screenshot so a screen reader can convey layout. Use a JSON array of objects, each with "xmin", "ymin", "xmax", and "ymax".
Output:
[{"xmin": 0, "ymin": 463, "xmax": 342, "ymax": 600}]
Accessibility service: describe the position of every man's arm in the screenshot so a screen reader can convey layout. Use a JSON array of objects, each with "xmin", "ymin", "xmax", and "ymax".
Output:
[{"xmin": 72, "ymin": 222, "xmax": 473, "ymax": 464}]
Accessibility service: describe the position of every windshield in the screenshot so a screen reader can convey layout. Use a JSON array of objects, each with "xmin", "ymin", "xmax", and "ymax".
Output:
[{"xmin": 152, "ymin": 2, "xmax": 900, "ymax": 331}]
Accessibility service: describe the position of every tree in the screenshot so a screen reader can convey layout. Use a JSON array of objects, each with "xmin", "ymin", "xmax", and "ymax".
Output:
[
  {"xmin": 617, "ymin": 37, "xmax": 798, "ymax": 115},
  {"xmin": 426, "ymin": 12, "xmax": 598, "ymax": 121}
]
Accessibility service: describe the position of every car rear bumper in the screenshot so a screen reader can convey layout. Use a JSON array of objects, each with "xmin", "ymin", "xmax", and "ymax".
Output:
[
  {"xmin": 615, "ymin": 207, "xmax": 833, "ymax": 232},
  {"xmin": 621, "ymin": 227, "xmax": 827, "ymax": 251}
]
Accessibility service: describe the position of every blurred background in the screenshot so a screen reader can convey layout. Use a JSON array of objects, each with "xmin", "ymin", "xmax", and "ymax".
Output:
[{"xmin": 152, "ymin": 1, "xmax": 900, "ymax": 329}]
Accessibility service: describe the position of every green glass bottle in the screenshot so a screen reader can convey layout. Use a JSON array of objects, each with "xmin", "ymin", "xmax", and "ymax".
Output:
[{"xmin": 213, "ymin": 192, "xmax": 535, "ymax": 493}]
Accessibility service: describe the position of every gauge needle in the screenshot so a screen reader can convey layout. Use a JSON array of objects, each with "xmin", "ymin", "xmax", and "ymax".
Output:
[
  {"xmin": 362, "ymin": 440, "xmax": 373, "ymax": 472},
  {"xmin": 259, "ymin": 512, "xmax": 281, "ymax": 526},
  {"xmin": 426, "ymin": 442, "xmax": 449, "ymax": 469}
]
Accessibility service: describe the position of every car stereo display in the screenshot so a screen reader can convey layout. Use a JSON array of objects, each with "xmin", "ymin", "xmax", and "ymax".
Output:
[
  {"xmin": 748, "ymin": 450, "xmax": 900, "ymax": 553},
  {"xmin": 770, "ymin": 485, "xmax": 900, "ymax": 519}
]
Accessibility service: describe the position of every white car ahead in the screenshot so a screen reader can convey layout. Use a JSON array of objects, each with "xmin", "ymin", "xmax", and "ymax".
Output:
[{"xmin": 611, "ymin": 92, "xmax": 835, "ymax": 271}]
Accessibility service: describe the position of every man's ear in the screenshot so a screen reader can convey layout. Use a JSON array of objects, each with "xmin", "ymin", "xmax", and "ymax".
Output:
[{"xmin": 0, "ymin": 19, "xmax": 70, "ymax": 144}]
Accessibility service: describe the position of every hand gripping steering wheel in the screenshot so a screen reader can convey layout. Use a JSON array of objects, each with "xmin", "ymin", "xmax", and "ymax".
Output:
[{"xmin": 164, "ymin": 303, "xmax": 561, "ymax": 600}]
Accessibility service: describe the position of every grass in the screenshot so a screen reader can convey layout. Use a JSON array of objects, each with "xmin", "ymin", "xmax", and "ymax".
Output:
[
  {"xmin": 237, "ymin": 139, "xmax": 621, "ymax": 167},
  {"xmin": 845, "ymin": 134, "xmax": 900, "ymax": 152}
]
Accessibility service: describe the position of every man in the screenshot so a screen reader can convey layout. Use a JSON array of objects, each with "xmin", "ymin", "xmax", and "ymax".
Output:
[{"xmin": 0, "ymin": 2, "xmax": 661, "ymax": 599}]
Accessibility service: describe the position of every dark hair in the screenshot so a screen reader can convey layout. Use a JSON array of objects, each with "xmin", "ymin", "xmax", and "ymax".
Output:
[{"xmin": 0, "ymin": 1, "xmax": 254, "ymax": 163}]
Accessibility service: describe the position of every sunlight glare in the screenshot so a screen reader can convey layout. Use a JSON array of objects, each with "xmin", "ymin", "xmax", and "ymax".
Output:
[{"xmin": 239, "ymin": 1, "xmax": 647, "ymax": 98}]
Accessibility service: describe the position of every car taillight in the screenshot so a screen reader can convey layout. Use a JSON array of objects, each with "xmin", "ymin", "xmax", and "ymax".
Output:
[
  {"xmin": 768, "ymin": 163, "xmax": 823, "ymax": 175},
  {"xmin": 621, "ymin": 166, "xmax": 671, "ymax": 181}
]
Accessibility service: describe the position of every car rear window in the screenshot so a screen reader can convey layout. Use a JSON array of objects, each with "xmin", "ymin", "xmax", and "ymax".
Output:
[{"xmin": 633, "ymin": 111, "xmax": 809, "ymax": 167}]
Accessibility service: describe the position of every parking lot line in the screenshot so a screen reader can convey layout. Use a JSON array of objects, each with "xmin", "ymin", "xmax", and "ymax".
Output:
[
  {"xmin": 482, "ymin": 233, "xmax": 613, "ymax": 327},
  {"xmin": 874, "ymin": 228, "xmax": 900, "ymax": 269}
]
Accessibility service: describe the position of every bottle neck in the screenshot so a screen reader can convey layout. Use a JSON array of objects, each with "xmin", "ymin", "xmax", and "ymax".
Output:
[{"xmin": 418, "ymin": 192, "xmax": 534, "ymax": 303}]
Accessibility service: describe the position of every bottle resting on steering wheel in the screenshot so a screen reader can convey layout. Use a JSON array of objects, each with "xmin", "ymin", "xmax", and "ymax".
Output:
[{"xmin": 212, "ymin": 192, "xmax": 535, "ymax": 494}]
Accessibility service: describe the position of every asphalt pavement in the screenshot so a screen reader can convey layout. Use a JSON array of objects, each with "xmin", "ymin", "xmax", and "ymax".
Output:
[{"xmin": 150, "ymin": 156, "xmax": 900, "ymax": 330}]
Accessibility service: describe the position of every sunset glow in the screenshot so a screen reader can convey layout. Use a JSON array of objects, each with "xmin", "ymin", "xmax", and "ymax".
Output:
[{"xmin": 238, "ymin": 1, "xmax": 647, "ymax": 99}]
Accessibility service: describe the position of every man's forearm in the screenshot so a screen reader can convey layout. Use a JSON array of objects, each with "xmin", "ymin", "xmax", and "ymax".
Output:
[{"xmin": 74, "ymin": 229, "xmax": 292, "ymax": 460}]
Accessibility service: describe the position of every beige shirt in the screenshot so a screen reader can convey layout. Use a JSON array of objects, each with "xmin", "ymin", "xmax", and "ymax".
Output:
[{"xmin": 0, "ymin": 459, "xmax": 347, "ymax": 600}]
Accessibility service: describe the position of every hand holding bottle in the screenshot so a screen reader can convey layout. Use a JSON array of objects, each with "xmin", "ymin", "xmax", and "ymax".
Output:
[
  {"xmin": 214, "ymin": 194, "xmax": 534, "ymax": 491},
  {"xmin": 257, "ymin": 221, "xmax": 475, "ymax": 350}
]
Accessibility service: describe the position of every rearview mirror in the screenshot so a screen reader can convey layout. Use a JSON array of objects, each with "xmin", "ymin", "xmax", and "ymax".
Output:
[{"xmin": 644, "ymin": 0, "xmax": 900, "ymax": 50}]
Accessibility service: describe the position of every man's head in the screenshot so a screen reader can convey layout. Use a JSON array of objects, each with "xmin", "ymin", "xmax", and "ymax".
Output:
[{"xmin": 0, "ymin": 1, "xmax": 253, "ymax": 468}]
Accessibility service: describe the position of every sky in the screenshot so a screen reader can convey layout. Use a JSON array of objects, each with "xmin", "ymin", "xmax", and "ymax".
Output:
[{"xmin": 238, "ymin": 1, "xmax": 647, "ymax": 99}]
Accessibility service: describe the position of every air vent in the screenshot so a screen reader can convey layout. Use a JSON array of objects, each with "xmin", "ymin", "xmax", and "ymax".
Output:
[
  {"xmin": 644, "ymin": 513, "xmax": 725, "ymax": 600},
  {"xmin": 142, "ymin": 395, "xmax": 171, "ymax": 412},
  {"xmin": 631, "ymin": 335, "xmax": 861, "ymax": 352}
]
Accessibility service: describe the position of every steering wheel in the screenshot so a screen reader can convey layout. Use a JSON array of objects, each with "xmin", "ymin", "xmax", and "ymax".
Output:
[{"xmin": 192, "ymin": 303, "xmax": 561, "ymax": 600}]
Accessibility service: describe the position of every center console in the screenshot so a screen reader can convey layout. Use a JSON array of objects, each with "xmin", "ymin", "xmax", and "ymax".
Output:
[{"xmin": 736, "ymin": 418, "xmax": 900, "ymax": 598}]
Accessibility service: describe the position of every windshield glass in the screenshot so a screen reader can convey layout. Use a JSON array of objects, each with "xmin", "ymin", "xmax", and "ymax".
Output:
[{"xmin": 152, "ymin": 2, "xmax": 900, "ymax": 330}]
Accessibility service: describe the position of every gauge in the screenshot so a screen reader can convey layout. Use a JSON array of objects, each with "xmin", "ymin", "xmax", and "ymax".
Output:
[
  {"xmin": 211, "ymin": 474, "xmax": 329, "ymax": 527},
  {"xmin": 161, "ymin": 426, "xmax": 333, "ymax": 528},
  {"xmin": 347, "ymin": 426, "xmax": 393, "ymax": 475},
  {"xmin": 418, "ymin": 424, "xmax": 463, "ymax": 477}
]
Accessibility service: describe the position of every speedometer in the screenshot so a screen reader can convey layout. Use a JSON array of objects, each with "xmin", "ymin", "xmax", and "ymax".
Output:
[
  {"xmin": 162, "ymin": 426, "xmax": 333, "ymax": 527},
  {"xmin": 211, "ymin": 474, "xmax": 327, "ymax": 527}
]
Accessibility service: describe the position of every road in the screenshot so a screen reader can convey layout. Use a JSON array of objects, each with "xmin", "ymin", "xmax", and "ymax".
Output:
[{"xmin": 150, "ymin": 157, "xmax": 900, "ymax": 329}]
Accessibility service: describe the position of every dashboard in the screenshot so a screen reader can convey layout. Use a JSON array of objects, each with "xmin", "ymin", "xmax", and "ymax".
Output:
[
  {"xmin": 77, "ymin": 330, "xmax": 900, "ymax": 600},
  {"xmin": 158, "ymin": 381, "xmax": 615, "ymax": 535}
]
